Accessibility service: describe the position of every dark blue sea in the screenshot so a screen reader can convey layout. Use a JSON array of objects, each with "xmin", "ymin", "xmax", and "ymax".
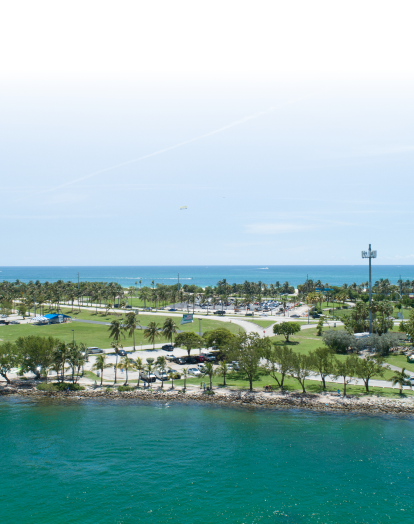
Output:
[{"xmin": 1, "ymin": 265, "xmax": 413, "ymax": 288}]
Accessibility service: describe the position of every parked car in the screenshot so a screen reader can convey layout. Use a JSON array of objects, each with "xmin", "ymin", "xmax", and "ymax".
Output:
[
  {"xmin": 194, "ymin": 355, "xmax": 206, "ymax": 363},
  {"xmin": 9, "ymin": 321, "xmax": 20, "ymax": 325},
  {"xmin": 113, "ymin": 304, "xmax": 119, "ymax": 308},
  {"xmin": 162, "ymin": 344, "xmax": 174, "ymax": 351},
  {"xmin": 165, "ymin": 354, "xmax": 175, "ymax": 361},
  {"xmin": 154, "ymin": 369, "xmax": 169, "ymax": 381},
  {"xmin": 231, "ymin": 361, "xmax": 239, "ymax": 371},
  {"xmin": 204, "ymin": 355, "xmax": 216, "ymax": 362},
  {"xmin": 214, "ymin": 310, "xmax": 225, "ymax": 315},
  {"xmin": 87, "ymin": 347, "xmax": 103, "ymax": 354},
  {"xmin": 118, "ymin": 349, "xmax": 127, "ymax": 356},
  {"xmin": 140, "ymin": 371, "xmax": 157, "ymax": 383},
  {"xmin": 196, "ymin": 364, "xmax": 206, "ymax": 373},
  {"xmin": 173, "ymin": 357, "xmax": 186, "ymax": 365},
  {"xmin": 124, "ymin": 305, "xmax": 132, "ymax": 309},
  {"xmin": 168, "ymin": 308, "xmax": 177, "ymax": 312},
  {"xmin": 188, "ymin": 368, "xmax": 202, "ymax": 377},
  {"xmin": 167, "ymin": 368, "xmax": 181, "ymax": 379}
]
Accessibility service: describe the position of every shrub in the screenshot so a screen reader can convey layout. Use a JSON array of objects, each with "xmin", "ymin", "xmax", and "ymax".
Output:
[
  {"xmin": 37, "ymin": 382, "xmax": 85, "ymax": 392},
  {"xmin": 117, "ymin": 386, "xmax": 134, "ymax": 392},
  {"xmin": 322, "ymin": 330, "xmax": 356, "ymax": 354}
]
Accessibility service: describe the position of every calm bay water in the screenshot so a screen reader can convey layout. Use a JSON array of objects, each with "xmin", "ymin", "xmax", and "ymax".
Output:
[
  {"xmin": 1, "ymin": 265, "xmax": 414, "ymax": 288},
  {"xmin": 1, "ymin": 398, "xmax": 413, "ymax": 524}
]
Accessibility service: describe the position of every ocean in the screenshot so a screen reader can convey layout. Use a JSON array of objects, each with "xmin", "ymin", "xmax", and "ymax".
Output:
[
  {"xmin": 1, "ymin": 398, "xmax": 413, "ymax": 524},
  {"xmin": 1, "ymin": 265, "xmax": 413, "ymax": 288}
]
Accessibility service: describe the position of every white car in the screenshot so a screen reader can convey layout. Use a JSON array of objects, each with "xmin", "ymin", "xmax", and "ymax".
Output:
[
  {"xmin": 188, "ymin": 368, "xmax": 202, "ymax": 377},
  {"xmin": 196, "ymin": 364, "xmax": 206, "ymax": 373},
  {"xmin": 165, "ymin": 354, "xmax": 175, "ymax": 361},
  {"xmin": 154, "ymin": 370, "xmax": 169, "ymax": 381}
]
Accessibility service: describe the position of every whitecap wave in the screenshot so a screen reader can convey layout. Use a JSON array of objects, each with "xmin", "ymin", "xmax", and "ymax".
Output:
[{"xmin": 258, "ymin": 267, "xmax": 269, "ymax": 269}]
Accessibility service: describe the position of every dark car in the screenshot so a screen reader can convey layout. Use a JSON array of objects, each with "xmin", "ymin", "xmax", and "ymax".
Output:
[
  {"xmin": 162, "ymin": 344, "xmax": 174, "ymax": 351},
  {"xmin": 118, "ymin": 349, "xmax": 127, "ymax": 356},
  {"xmin": 114, "ymin": 304, "xmax": 119, "ymax": 308},
  {"xmin": 194, "ymin": 355, "xmax": 206, "ymax": 363},
  {"xmin": 183, "ymin": 356, "xmax": 198, "ymax": 364},
  {"xmin": 213, "ymin": 310, "xmax": 225, "ymax": 315},
  {"xmin": 173, "ymin": 357, "xmax": 186, "ymax": 365},
  {"xmin": 124, "ymin": 305, "xmax": 132, "ymax": 309},
  {"xmin": 168, "ymin": 308, "xmax": 177, "ymax": 312}
]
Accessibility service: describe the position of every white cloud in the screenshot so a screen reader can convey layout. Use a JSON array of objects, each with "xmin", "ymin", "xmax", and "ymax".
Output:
[{"xmin": 245, "ymin": 223, "xmax": 312, "ymax": 235}]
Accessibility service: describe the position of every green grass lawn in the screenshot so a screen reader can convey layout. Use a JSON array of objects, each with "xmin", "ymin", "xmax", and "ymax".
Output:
[
  {"xmin": 242, "ymin": 319, "xmax": 275, "ymax": 328},
  {"xmin": 172, "ymin": 371, "xmax": 412, "ymax": 398},
  {"xmin": 0, "ymin": 311, "xmax": 242, "ymax": 349}
]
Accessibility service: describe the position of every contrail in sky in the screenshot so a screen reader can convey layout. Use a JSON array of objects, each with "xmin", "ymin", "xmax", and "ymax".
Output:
[{"xmin": 13, "ymin": 91, "xmax": 321, "ymax": 203}]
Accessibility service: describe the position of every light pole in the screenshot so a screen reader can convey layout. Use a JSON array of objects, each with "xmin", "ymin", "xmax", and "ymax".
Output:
[
  {"xmin": 72, "ymin": 329, "xmax": 75, "ymax": 345},
  {"xmin": 361, "ymin": 244, "xmax": 377, "ymax": 334}
]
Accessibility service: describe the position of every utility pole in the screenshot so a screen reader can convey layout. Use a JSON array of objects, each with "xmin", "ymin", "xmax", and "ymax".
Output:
[
  {"xmin": 362, "ymin": 244, "xmax": 377, "ymax": 334},
  {"xmin": 306, "ymin": 274, "xmax": 309, "ymax": 325},
  {"xmin": 178, "ymin": 273, "xmax": 180, "ymax": 291}
]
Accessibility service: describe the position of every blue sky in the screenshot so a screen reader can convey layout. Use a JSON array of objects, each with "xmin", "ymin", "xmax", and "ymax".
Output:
[{"xmin": 1, "ymin": 1, "xmax": 414, "ymax": 265}]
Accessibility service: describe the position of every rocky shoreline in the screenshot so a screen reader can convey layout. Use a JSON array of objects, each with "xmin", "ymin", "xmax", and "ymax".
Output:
[{"xmin": 2, "ymin": 384, "xmax": 414, "ymax": 416}]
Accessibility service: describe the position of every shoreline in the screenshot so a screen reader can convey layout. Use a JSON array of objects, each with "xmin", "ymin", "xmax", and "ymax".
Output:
[{"xmin": 2, "ymin": 384, "xmax": 414, "ymax": 416}]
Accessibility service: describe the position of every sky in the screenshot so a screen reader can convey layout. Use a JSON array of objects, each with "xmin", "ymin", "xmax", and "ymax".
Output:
[{"xmin": 1, "ymin": 0, "xmax": 414, "ymax": 266}]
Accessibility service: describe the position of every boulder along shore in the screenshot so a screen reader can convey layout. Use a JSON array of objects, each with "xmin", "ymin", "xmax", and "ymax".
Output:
[{"xmin": 2, "ymin": 383, "xmax": 414, "ymax": 416}]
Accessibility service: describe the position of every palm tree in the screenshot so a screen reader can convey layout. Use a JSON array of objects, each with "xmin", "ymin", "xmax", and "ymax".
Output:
[
  {"xmin": 53, "ymin": 341, "xmax": 70, "ymax": 383},
  {"xmin": 203, "ymin": 361, "xmax": 215, "ymax": 390},
  {"xmin": 124, "ymin": 312, "xmax": 141, "ymax": 350},
  {"xmin": 92, "ymin": 354, "xmax": 111, "ymax": 386},
  {"xmin": 111, "ymin": 342, "xmax": 123, "ymax": 383},
  {"xmin": 217, "ymin": 360, "xmax": 229, "ymax": 386},
  {"xmin": 182, "ymin": 367, "xmax": 189, "ymax": 390},
  {"xmin": 144, "ymin": 321, "xmax": 161, "ymax": 350},
  {"xmin": 391, "ymin": 367, "xmax": 411, "ymax": 395},
  {"xmin": 108, "ymin": 319, "xmax": 125, "ymax": 345},
  {"xmin": 168, "ymin": 369, "xmax": 176, "ymax": 389},
  {"xmin": 135, "ymin": 357, "xmax": 144, "ymax": 387},
  {"xmin": 162, "ymin": 317, "xmax": 177, "ymax": 347},
  {"xmin": 156, "ymin": 355, "xmax": 167, "ymax": 389},
  {"xmin": 117, "ymin": 356, "xmax": 136, "ymax": 385}
]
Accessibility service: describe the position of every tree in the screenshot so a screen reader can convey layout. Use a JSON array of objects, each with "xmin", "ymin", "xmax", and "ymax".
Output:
[
  {"xmin": 66, "ymin": 343, "xmax": 85, "ymax": 383},
  {"xmin": 203, "ymin": 361, "xmax": 215, "ymax": 389},
  {"xmin": 117, "ymin": 356, "xmax": 136, "ymax": 385},
  {"xmin": 135, "ymin": 357, "xmax": 144, "ymax": 387},
  {"xmin": 168, "ymin": 368, "xmax": 176, "ymax": 389},
  {"xmin": 217, "ymin": 360, "xmax": 229, "ymax": 386},
  {"xmin": 229, "ymin": 333, "xmax": 269, "ymax": 391},
  {"xmin": 144, "ymin": 321, "xmax": 161, "ymax": 350},
  {"xmin": 289, "ymin": 352, "xmax": 315, "ymax": 393},
  {"xmin": 175, "ymin": 332, "xmax": 202, "ymax": 356},
  {"xmin": 162, "ymin": 318, "xmax": 178, "ymax": 347},
  {"xmin": 17, "ymin": 304, "xmax": 27, "ymax": 319},
  {"xmin": 316, "ymin": 318, "xmax": 324, "ymax": 336},
  {"xmin": 0, "ymin": 342, "xmax": 18, "ymax": 384},
  {"xmin": 203, "ymin": 328, "xmax": 236, "ymax": 351},
  {"xmin": 391, "ymin": 367, "xmax": 411, "ymax": 395},
  {"xmin": 309, "ymin": 347, "xmax": 334, "ymax": 390},
  {"xmin": 322, "ymin": 330, "xmax": 355, "ymax": 354},
  {"xmin": 92, "ymin": 354, "xmax": 111, "ymax": 386},
  {"xmin": 111, "ymin": 342, "xmax": 123, "ymax": 384},
  {"xmin": 355, "ymin": 356, "xmax": 386, "ymax": 392},
  {"xmin": 108, "ymin": 319, "xmax": 125, "ymax": 346},
  {"xmin": 263, "ymin": 345, "xmax": 293, "ymax": 390},
  {"xmin": 53, "ymin": 341, "xmax": 71, "ymax": 382},
  {"xmin": 182, "ymin": 367, "xmax": 189, "ymax": 390},
  {"xmin": 272, "ymin": 322, "xmax": 301, "ymax": 342},
  {"xmin": 15, "ymin": 335, "xmax": 57, "ymax": 379},
  {"xmin": 333, "ymin": 355, "xmax": 358, "ymax": 396},
  {"xmin": 124, "ymin": 312, "xmax": 141, "ymax": 350},
  {"xmin": 156, "ymin": 355, "xmax": 167, "ymax": 389}
]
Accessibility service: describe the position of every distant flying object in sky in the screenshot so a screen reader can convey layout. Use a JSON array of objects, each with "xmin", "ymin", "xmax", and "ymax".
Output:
[{"xmin": 180, "ymin": 206, "xmax": 187, "ymax": 210}]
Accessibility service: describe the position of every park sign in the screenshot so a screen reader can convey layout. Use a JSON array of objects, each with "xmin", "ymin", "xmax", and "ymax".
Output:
[{"xmin": 181, "ymin": 314, "xmax": 193, "ymax": 324}]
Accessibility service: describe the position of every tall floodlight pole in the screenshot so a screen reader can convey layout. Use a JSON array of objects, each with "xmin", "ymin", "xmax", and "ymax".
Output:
[{"xmin": 361, "ymin": 244, "xmax": 377, "ymax": 334}]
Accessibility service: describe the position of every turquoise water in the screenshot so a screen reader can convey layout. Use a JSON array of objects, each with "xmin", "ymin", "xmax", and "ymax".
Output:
[
  {"xmin": 1, "ymin": 398, "xmax": 414, "ymax": 524},
  {"xmin": 1, "ymin": 264, "xmax": 414, "ymax": 287}
]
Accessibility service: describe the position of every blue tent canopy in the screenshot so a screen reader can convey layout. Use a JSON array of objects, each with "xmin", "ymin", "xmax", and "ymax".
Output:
[{"xmin": 44, "ymin": 314, "xmax": 71, "ymax": 319}]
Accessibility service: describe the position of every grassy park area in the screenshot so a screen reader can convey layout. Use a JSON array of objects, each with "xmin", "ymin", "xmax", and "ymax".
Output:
[{"xmin": 0, "ymin": 311, "xmax": 242, "ymax": 349}]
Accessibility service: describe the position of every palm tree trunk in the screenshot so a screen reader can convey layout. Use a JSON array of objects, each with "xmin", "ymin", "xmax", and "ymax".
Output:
[
  {"xmin": 100, "ymin": 368, "xmax": 103, "ymax": 386},
  {"xmin": 114, "ymin": 354, "xmax": 118, "ymax": 383},
  {"xmin": 133, "ymin": 330, "xmax": 135, "ymax": 350}
]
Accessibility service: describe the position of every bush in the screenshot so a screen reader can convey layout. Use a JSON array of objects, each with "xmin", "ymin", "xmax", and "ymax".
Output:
[
  {"xmin": 37, "ymin": 382, "xmax": 85, "ymax": 392},
  {"xmin": 322, "ymin": 330, "xmax": 356, "ymax": 354},
  {"xmin": 117, "ymin": 385, "xmax": 134, "ymax": 392}
]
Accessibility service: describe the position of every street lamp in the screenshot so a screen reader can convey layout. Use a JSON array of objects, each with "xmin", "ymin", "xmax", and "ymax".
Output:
[
  {"xmin": 361, "ymin": 244, "xmax": 377, "ymax": 334},
  {"xmin": 72, "ymin": 329, "xmax": 75, "ymax": 345}
]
